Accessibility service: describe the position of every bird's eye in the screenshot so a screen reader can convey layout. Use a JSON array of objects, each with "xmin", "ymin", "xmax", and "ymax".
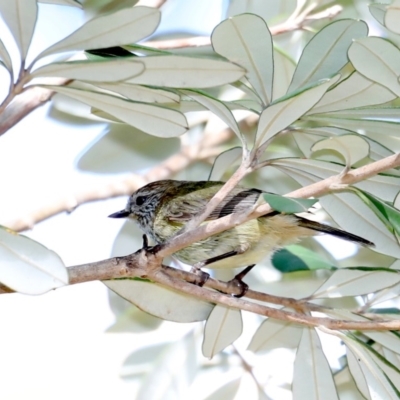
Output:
[{"xmin": 135, "ymin": 196, "xmax": 146, "ymax": 206}]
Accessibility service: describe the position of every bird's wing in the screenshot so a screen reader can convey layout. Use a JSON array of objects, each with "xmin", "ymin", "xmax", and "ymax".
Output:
[{"xmin": 166, "ymin": 187, "xmax": 262, "ymax": 222}]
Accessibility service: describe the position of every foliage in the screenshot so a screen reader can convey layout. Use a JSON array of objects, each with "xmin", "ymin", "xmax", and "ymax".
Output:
[{"xmin": 1, "ymin": 0, "xmax": 400, "ymax": 398}]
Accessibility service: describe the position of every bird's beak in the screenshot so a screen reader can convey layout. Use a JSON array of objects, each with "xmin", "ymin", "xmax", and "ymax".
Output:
[{"xmin": 108, "ymin": 210, "xmax": 130, "ymax": 218}]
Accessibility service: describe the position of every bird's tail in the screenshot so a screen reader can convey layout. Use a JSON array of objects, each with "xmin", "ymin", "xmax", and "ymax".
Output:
[{"xmin": 296, "ymin": 216, "xmax": 374, "ymax": 247}]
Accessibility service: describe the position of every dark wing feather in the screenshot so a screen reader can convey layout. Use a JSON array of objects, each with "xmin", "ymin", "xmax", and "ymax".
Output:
[{"xmin": 166, "ymin": 186, "xmax": 262, "ymax": 222}]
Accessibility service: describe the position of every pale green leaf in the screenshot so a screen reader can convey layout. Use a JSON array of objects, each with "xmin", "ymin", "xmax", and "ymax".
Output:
[
  {"xmin": 39, "ymin": 0, "xmax": 82, "ymax": 6},
  {"xmin": 263, "ymin": 193, "xmax": 318, "ymax": 214},
  {"xmin": 311, "ymin": 135, "xmax": 370, "ymax": 167},
  {"xmin": 127, "ymin": 55, "xmax": 245, "ymax": 88},
  {"xmin": 0, "ymin": 38, "xmax": 12, "ymax": 73},
  {"xmin": 288, "ymin": 20, "xmax": 368, "ymax": 92},
  {"xmin": 136, "ymin": 332, "xmax": 198, "ymax": 400},
  {"xmin": 365, "ymin": 331, "xmax": 400, "ymax": 356},
  {"xmin": 309, "ymin": 72, "xmax": 396, "ymax": 115},
  {"xmin": 212, "ymin": 13, "xmax": 273, "ymax": 105},
  {"xmin": 344, "ymin": 335, "xmax": 399, "ymax": 400},
  {"xmin": 32, "ymin": 59, "xmax": 144, "ymax": 81},
  {"xmin": 369, "ymin": 4, "xmax": 386, "ymax": 26},
  {"xmin": 105, "ymin": 280, "xmax": 213, "ymax": 322},
  {"xmin": 256, "ymin": 76, "xmax": 340, "ymax": 147},
  {"xmin": 203, "ymin": 377, "xmax": 242, "ymax": 400},
  {"xmin": 0, "ymin": 0, "xmax": 37, "ymax": 61},
  {"xmin": 208, "ymin": 147, "xmax": 242, "ymax": 181},
  {"xmin": 202, "ymin": 305, "xmax": 242, "ymax": 358},
  {"xmin": 248, "ymin": 318, "xmax": 303, "ymax": 353},
  {"xmin": 271, "ymin": 159, "xmax": 400, "ymax": 258},
  {"xmin": 182, "ymin": 90, "xmax": 244, "ymax": 144},
  {"xmin": 372, "ymin": 346, "xmax": 400, "ymax": 392},
  {"xmin": 348, "ymin": 37, "xmax": 400, "ymax": 97},
  {"xmin": 273, "ymin": 49, "xmax": 295, "ymax": 100},
  {"xmin": 0, "ymin": 227, "xmax": 68, "ymax": 295},
  {"xmin": 38, "ymin": 6, "xmax": 160, "ymax": 58},
  {"xmin": 385, "ymin": 0, "xmax": 400, "ymax": 34},
  {"xmin": 45, "ymin": 85, "xmax": 188, "ymax": 137},
  {"xmin": 312, "ymin": 269, "xmax": 400, "ymax": 298},
  {"xmin": 293, "ymin": 328, "xmax": 338, "ymax": 400},
  {"xmin": 93, "ymin": 82, "xmax": 180, "ymax": 103},
  {"xmin": 97, "ymin": 0, "xmax": 139, "ymax": 14}
]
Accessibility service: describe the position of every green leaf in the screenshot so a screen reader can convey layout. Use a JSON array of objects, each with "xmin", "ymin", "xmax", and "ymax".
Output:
[
  {"xmin": 309, "ymin": 72, "xmax": 396, "ymax": 115},
  {"xmin": 385, "ymin": 0, "xmax": 400, "ymax": 34},
  {"xmin": 272, "ymin": 245, "xmax": 334, "ymax": 273},
  {"xmin": 288, "ymin": 19, "xmax": 368, "ymax": 92},
  {"xmin": 0, "ymin": 38, "xmax": 12, "ymax": 73},
  {"xmin": 202, "ymin": 305, "xmax": 243, "ymax": 358},
  {"xmin": 212, "ymin": 13, "xmax": 274, "ymax": 105},
  {"xmin": 38, "ymin": 0, "xmax": 82, "ymax": 6},
  {"xmin": 272, "ymin": 49, "xmax": 295, "ymax": 101},
  {"xmin": 311, "ymin": 134, "xmax": 370, "ymax": 168},
  {"xmin": 32, "ymin": 59, "xmax": 144, "ymax": 82},
  {"xmin": 45, "ymin": 85, "xmax": 188, "ymax": 137},
  {"xmin": 0, "ymin": 226, "xmax": 68, "ymax": 295},
  {"xmin": 293, "ymin": 328, "xmax": 339, "ymax": 400},
  {"xmin": 0, "ymin": 0, "xmax": 37, "ymax": 61},
  {"xmin": 255, "ymin": 76, "xmax": 340, "ymax": 147},
  {"xmin": 127, "ymin": 55, "xmax": 246, "ymax": 88},
  {"xmin": 369, "ymin": 4, "xmax": 386, "ymax": 26},
  {"xmin": 351, "ymin": 188, "xmax": 400, "ymax": 237},
  {"xmin": 263, "ymin": 193, "xmax": 318, "ymax": 214},
  {"xmin": 182, "ymin": 90, "xmax": 245, "ymax": 146},
  {"xmin": 348, "ymin": 37, "xmax": 400, "ymax": 97},
  {"xmin": 208, "ymin": 147, "xmax": 242, "ymax": 181},
  {"xmin": 37, "ymin": 6, "xmax": 160, "ymax": 59}
]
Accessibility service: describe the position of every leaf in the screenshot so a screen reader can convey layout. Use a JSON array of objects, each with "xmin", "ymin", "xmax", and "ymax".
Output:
[
  {"xmin": 0, "ymin": 0, "xmax": 37, "ymax": 61},
  {"xmin": 0, "ymin": 38, "xmax": 12, "ymax": 73},
  {"xmin": 38, "ymin": 6, "xmax": 160, "ymax": 58},
  {"xmin": 288, "ymin": 19, "xmax": 368, "ymax": 92},
  {"xmin": 93, "ymin": 83, "xmax": 180, "ymax": 103},
  {"xmin": 369, "ymin": 4, "xmax": 386, "ymax": 26},
  {"xmin": 385, "ymin": 0, "xmax": 400, "ymax": 34},
  {"xmin": 255, "ymin": 76, "xmax": 340, "ymax": 147},
  {"xmin": 292, "ymin": 328, "xmax": 339, "ymax": 400},
  {"xmin": 208, "ymin": 147, "xmax": 242, "ymax": 181},
  {"xmin": 272, "ymin": 49, "xmax": 295, "ymax": 101},
  {"xmin": 348, "ymin": 37, "xmax": 400, "ymax": 97},
  {"xmin": 39, "ymin": 0, "xmax": 82, "ymax": 6},
  {"xmin": 312, "ymin": 269, "xmax": 400, "ymax": 298},
  {"xmin": 311, "ymin": 135, "xmax": 370, "ymax": 167},
  {"xmin": 0, "ymin": 226, "xmax": 68, "ymax": 295},
  {"xmin": 352, "ymin": 188, "xmax": 400, "ymax": 237},
  {"xmin": 272, "ymin": 245, "xmax": 334, "ymax": 273},
  {"xmin": 202, "ymin": 305, "xmax": 243, "ymax": 358},
  {"xmin": 32, "ymin": 59, "xmax": 144, "ymax": 81},
  {"xmin": 45, "ymin": 85, "xmax": 188, "ymax": 137},
  {"xmin": 182, "ymin": 90, "xmax": 245, "ymax": 145},
  {"xmin": 211, "ymin": 13, "xmax": 274, "ymax": 105},
  {"xmin": 364, "ymin": 331, "xmax": 400, "ymax": 356},
  {"xmin": 309, "ymin": 72, "xmax": 396, "ymax": 115},
  {"xmin": 105, "ymin": 280, "xmax": 213, "ymax": 322},
  {"xmin": 263, "ymin": 193, "xmax": 318, "ymax": 214},
  {"xmin": 127, "ymin": 55, "xmax": 246, "ymax": 88},
  {"xmin": 203, "ymin": 377, "xmax": 242, "ymax": 400},
  {"xmin": 248, "ymin": 318, "xmax": 303, "ymax": 353}
]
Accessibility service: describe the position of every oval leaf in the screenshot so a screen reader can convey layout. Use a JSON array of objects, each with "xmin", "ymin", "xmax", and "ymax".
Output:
[
  {"xmin": 385, "ymin": 0, "xmax": 400, "ymax": 34},
  {"xmin": 369, "ymin": 3, "xmax": 386, "ymax": 26},
  {"xmin": 309, "ymin": 72, "xmax": 396, "ymax": 115},
  {"xmin": 208, "ymin": 147, "xmax": 242, "ymax": 181},
  {"xmin": 38, "ymin": 6, "xmax": 160, "ymax": 58},
  {"xmin": 0, "ymin": 227, "xmax": 68, "ymax": 295},
  {"xmin": 293, "ymin": 328, "xmax": 339, "ymax": 400},
  {"xmin": 0, "ymin": 38, "xmax": 12, "ymax": 73},
  {"xmin": 46, "ymin": 85, "xmax": 188, "ymax": 137},
  {"xmin": 311, "ymin": 135, "xmax": 370, "ymax": 167},
  {"xmin": 0, "ymin": 0, "xmax": 37, "ymax": 61},
  {"xmin": 288, "ymin": 19, "xmax": 368, "ymax": 92},
  {"xmin": 348, "ymin": 37, "xmax": 400, "ymax": 97},
  {"xmin": 32, "ymin": 59, "xmax": 144, "ymax": 81},
  {"xmin": 255, "ymin": 76, "xmax": 340, "ymax": 147},
  {"xmin": 263, "ymin": 193, "xmax": 318, "ymax": 213},
  {"xmin": 128, "ymin": 55, "xmax": 246, "ymax": 88},
  {"xmin": 202, "ymin": 305, "xmax": 243, "ymax": 358},
  {"xmin": 212, "ymin": 13, "xmax": 274, "ymax": 105},
  {"xmin": 273, "ymin": 49, "xmax": 295, "ymax": 100},
  {"xmin": 105, "ymin": 280, "xmax": 213, "ymax": 322}
]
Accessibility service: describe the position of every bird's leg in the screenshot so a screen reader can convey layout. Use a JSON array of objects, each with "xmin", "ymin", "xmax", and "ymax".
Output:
[{"xmin": 226, "ymin": 264, "xmax": 255, "ymax": 298}]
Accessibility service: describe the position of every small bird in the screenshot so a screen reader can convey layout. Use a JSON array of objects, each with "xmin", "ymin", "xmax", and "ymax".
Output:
[{"xmin": 109, "ymin": 180, "xmax": 373, "ymax": 284}]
